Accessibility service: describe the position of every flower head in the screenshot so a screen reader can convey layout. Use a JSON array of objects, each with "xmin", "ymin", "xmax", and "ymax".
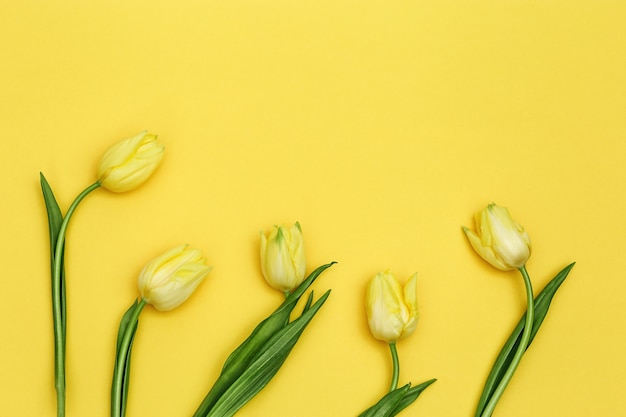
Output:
[
  {"xmin": 97, "ymin": 131, "xmax": 164, "ymax": 193},
  {"xmin": 260, "ymin": 222, "xmax": 306, "ymax": 293},
  {"xmin": 463, "ymin": 203, "xmax": 531, "ymax": 271},
  {"xmin": 366, "ymin": 271, "xmax": 419, "ymax": 343},
  {"xmin": 138, "ymin": 245, "xmax": 212, "ymax": 311}
]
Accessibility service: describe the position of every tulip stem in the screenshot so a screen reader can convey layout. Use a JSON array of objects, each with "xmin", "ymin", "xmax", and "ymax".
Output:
[
  {"xmin": 51, "ymin": 181, "xmax": 100, "ymax": 417},
  {"xmin": 480, "ymin": 266, "xmax": 534, "ymax": 417},
  {"xmin": 388, "ymin": 342, "xmax": 400, "ymax": 393},
  {"xmin": 111, "ymin": 298, "xmax": 147, "ymax": 417}
]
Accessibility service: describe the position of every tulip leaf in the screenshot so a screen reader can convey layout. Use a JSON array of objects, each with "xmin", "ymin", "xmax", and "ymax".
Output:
[
  {"xmin": 111, "ymin": 300, "xmax": 145, "ymax": 417},
  {"xmin": 115, "ymin": 300, "xmax": 140, "ymax": 355},
  {"xmin": 474, "ymin": 262, "xmax": 575, "ymax": 417},
  {"xmin": 40, "ymin": 173, "xmax": 67, "ymax": 342},
  {"xmin": 116, "ymin": 328, "xmax": 138, "ymax": 417},
  {"xmin": 302, "ymin": 290, "xmax": 314, "ymax": 313},
  {"xmin": 40, "ymin": 173, "xmax": 64, "ymax": 265},
  {"xmin": 358, "ymin": 378, "xmax": 436, "ymax": 417},
  {"xmin": 205, "ymin": 290, "xmax": 331, "ymax": 417},
  {"xmin": 113, "ymin": 301, "xmax": 139, "ymax": 417},
  {"xmin": 193, "ymin": 262, "xmax": 335, "ymax": 417},
  {"xmin": 389, "ymin": 378, "xmax": 437, "ymax": 416},
  {"xmin": 358, "ymin": 384, "xmax": 410, "ymax": 417}
]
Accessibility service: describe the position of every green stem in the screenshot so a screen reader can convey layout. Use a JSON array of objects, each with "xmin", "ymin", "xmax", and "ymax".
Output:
[
  {"xmin": 52, "ymin": 181, "xmax": 100, "ymax": 417},
  {"xmin": 111, "ymin": 299, "xmax": 147, "ymax": 417},
  {"xmin": 480, "ymin": 266, "xmax": 534, "ymax": 417},
  {"xmin": 388, "ymin": 342, "xmax": 400, "ymax": 393}
]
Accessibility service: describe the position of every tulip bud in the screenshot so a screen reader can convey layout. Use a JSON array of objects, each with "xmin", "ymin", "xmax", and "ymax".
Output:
[
  {"xmin": 366, "ymin": 271, "xmax": 419, "ymax": 343},
  {"xmin": 260, "ymin": 222, "xmax": 306, "ymax": 293},
  {"xmin": 463, "ymin": 203, "xmax": 532, "ymax": 271},
  {"xmin": 97, "ymin": 131, "xmax": 164, "ymax": 193},
  {"xmin": 138, "ymin": 245, "xmax": 212, "ymax": 311}
]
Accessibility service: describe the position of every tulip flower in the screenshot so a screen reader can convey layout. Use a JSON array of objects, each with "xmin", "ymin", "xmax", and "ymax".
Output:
[
  {"xmin": 138, "ymin": 244, "xmax": 213, "ymax": 311},
  {"xmin": 463, "ymin": 203, "xmax": 531, "ymax": 271},
  {"xmin": 112, "ymin": 245, "xmax": 212, "ymax": 417},
  {"xmin": 366, "ymin": 271, "xmax": 419, "ymax": 344},
  {"xmin": 463, "ymin": 203, "xmax": 538, "ymax": 417},
  {"xmin": 260, "ymin": 222, "xmax": 306, "ymax": 294},
  {"xmin": 97, "ymin": 131, "xmax": 164, "ymax": 193}
]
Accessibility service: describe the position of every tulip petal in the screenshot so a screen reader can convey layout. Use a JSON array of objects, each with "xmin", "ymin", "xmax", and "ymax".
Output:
[
  {"xmin": 487, "ymin": 206, "xmax": 531, "ymax": 270},
  {"xmin": 401, "ymin": 273, "xmax": 419, "ymax": 339},
  {"xmin": 463, "ymin": 227, "xmax": 511, "ymax": 271}
]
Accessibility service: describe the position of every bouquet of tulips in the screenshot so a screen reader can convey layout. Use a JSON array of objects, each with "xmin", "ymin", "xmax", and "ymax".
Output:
[{"xmin": 39, "ymin": 131, "xmax": 573, "ymax": 417}]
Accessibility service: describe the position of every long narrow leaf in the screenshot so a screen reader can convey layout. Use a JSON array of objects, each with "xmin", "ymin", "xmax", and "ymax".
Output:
[
  {"xmin": 358, "ymin": 384, "xmax": 411, "ymax": 417},
  {"xmin": 40, "ymin": 173, "xmax": 68, "ymax": 366},
  {"xmin": 390, "ymin": 378, "xmax": 436, "ymax": 416},
  {"xmin": 301, "ymin": 290, "xmax": 314, "ymax": 314},
  {"xmin": 116, "ymin": 301, "xmax": 140, "ymax": 359},
  {"xmin": 193, "ymin": 262, "xmax": 335, "ymax": 416},
  {"xmin": 222, "ymin": 263, "xmax": 334, "ymax": 371},
  {"xmin": 112, "ymin": 302, "xmax": 139, "ymax": 417},
  {"xmin": 474, "ymin": 262, "xmax": 575, "ymax": 417},
  {"xmin": 112, "ymin": 301, "xmax": 143, "ymax": 417},
  {"xmin": 119, "ymin": 329, "xmax": 138, "ymax": 417},
  {"xmin": 205, "ymin": 290, "xmax": 331, "ymax": 417},
  {"xmin": 40, "ymin": 173, "xmax": 64, "ymax": 264}
]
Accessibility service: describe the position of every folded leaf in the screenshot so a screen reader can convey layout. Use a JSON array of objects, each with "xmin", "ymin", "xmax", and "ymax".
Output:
[
  {"xmin": 111, "ymin": 300, "xmax": 144, "ymax": 417},
  {"xmin": 206, "ymin": 290, "xmax": 331, "ymax": 417},
  {"xmin": 40, "ymin": 173, "xmax": 64, "ymax": 266},
  {"xmin": 358, "ymin": 379, "xmax": 436, "ymax": 417},
  {"xmin": 474, "ymin": 262, "xmax": 575, "ymax": 417},
  {"xmin": 40, "ymin": 173, "xmax": 68, "ymax": 361},
  {"xmin": 358, "ymin": 384, "xmax": 410, "ymax": 417},
  {"xmin": 193, "ymin": 263, "xmax": 335, "ymax": 416},
  {"xmin": 390, "ymin": 378, "xmax": 436, "ymax": 416}
]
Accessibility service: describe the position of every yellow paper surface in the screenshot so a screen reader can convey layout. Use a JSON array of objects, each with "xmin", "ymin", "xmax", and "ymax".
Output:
[{"xmin": 2, "ymin": 0, "xmax": 626, "ymax": 416}]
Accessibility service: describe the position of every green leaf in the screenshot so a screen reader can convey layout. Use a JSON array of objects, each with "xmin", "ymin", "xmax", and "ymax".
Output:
[
  {"xmin": 114, "ymin": 302, "xmax": 141, "ymax": 417},
  {"xmin": 115, "ymin": 301, "xmax": 140, "ymax": 358},
  {"xmin": 40, "ymin": 173, "xmax": 67, "ymax": 345},
  {"xmin": 119, "ymin": 329, "xmax": 137, "ymax": 417},
  {"xmin": 206, "ymin": 290, "xmax": 331, "ymax": 417},
  {"xmin": 192, "ymin": 262, "xmax": 335, "ymax": 417},
  {"xmin": 358, "ymin": 379, "xmax": 436, "ymax": 417},
  {"xmin": 358, "ymin": 384, "xmax": 411, "ymax": 417},
  {"xmin": 301, "ymin": 290, "xmax": 314, "ymax": 314},
  {"xmin": 390, "ymin": 378, "xmax": 437, "ymax": 416},
  {"xmin": 474, "ymin": 262, "xmax": 575, "ymax": 417},
  {"xmin": 40, "ymin": 173, "xmax": 64, "ymax": 263},
  {"xmin": 112, "ymin": 300, "xmax": 144, "ymax": 417}
]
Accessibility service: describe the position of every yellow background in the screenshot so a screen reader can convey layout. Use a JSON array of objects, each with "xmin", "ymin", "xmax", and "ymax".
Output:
[{"xmin": 2, "ymin": 0, "xmax": 625, "ymax": 416}]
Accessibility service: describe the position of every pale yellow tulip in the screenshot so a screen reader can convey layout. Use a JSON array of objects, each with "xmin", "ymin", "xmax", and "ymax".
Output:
[
  {"xmin": 97, "ymin": 131, "xmax": 164, "ymax": 192},
  {"xmin": 138, "ymin": 245, "xmax": 212, "ymax": 311},
  {"xmin": 463, "ymin": 203, "xmax": 531, "ymax": 271},
  {"xmin": 260, "ymin": 222, "xmax": 306, "ymax": 292},
  {"xmin": 366, "ymin": 271, "xmax": 419, "ymax": 343}
]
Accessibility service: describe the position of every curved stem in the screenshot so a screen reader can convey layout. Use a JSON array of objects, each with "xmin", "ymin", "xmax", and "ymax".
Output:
[
  {"xmin": 388, "ymin": 342, "xmax": 400, "ymax": 393},
  {"xmin": 480, "ymin": 266, "xmax": 534, "ymax": 417},
  {"xmin": 51, "ymin": 181, "xmax": 100, "ymax": 417},
  {"xmin": 111, "ymin": 299, "xmax": 147, "ymax": 417}
]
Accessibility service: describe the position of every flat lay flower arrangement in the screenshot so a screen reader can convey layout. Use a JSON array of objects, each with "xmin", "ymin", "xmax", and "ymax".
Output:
[{"xmin": 40, "ymin": 132, "xmax": 575, "ymax": 417}]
